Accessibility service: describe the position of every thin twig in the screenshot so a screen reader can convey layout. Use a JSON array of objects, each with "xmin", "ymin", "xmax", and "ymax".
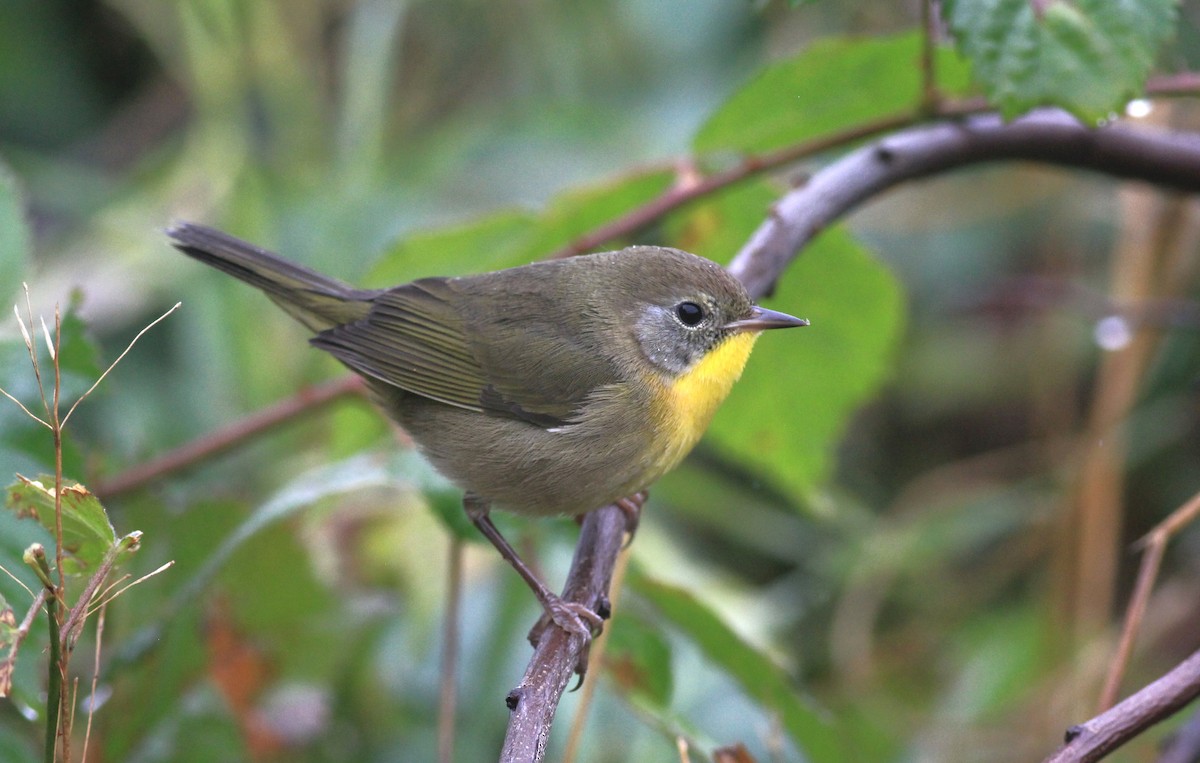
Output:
[
  {"xmin": 546, "ymin": 109, "xmax": 954, "ymax": 260},
  {"xmin": 437, "ymin": 536, "xmax": 463, "ymax": 763},
  {"xmin": 0, "ymin": 385, "xmax": 50, "ymax": 429},
  {"xmin": 86, "ymin": 560, "xmax": 174, "ymax": 618},
  {"xmin": 32, "ymin": 550, "xmax": 61, "ymax": 763},
  {"xmin": 1099, "ymin": 489, "xmax": 1200, "ymax": 710},
  {"xmin": 0, "ymin": 563, "xmax": 34, "ymax": 598},
  {"xmin": 1043, "ymin": 648, "xmax": 1200, "ymax": 763},
  {"xmin": 1, "ymin": 589, "xmax": 47, "ymax": 697},
  {"xmin": 60, "ymin": 533, "xmax": 143, "ymax": 650},
  {"xmin": 52, "ymin": 306, "xmax": 64, "ymax": 598},
  {"xmin": 61, "ymin": 302, "xmax": 181, "ymax": 428},
  {"xmin": 81, "ymin": 603, "xmax": 107, "ymax": 761},
  {"xmin": 94, "ymin": 375, "xmax": 366, "ymax": 499}
]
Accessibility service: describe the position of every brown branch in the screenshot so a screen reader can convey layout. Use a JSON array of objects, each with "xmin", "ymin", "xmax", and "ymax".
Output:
[
  {"xmin": 546, "ymin": 109, "xmax": 963, "ymax": 259},
  {"xmin": 546, "ymin": 72, "xmax": 1200, "ymax": 261},
  {"xmin": 94, "ymin": 375, "xmax": 365, "ymax": 499},
  {"xmin": 501, "ymin": 504, "xmax": 626, "ymax": 763},
  {"xmin": 513, "ymin": 105, "xmax": 1200, "ymax": 755},
  {"xmin": 1146, "ymin": 72, "xmax": 1200, "ymax": 97},
  {"xmin": 1042, "ymin": 648, "xmax": 1200, "ymax": 763},
  {"xmin": 1099, "ymin": 489, "xmax": 1200, "ymax": 710},
  {"xmin": 727, "ymin": 109, "xmax": 1200, "ymax": 299}
]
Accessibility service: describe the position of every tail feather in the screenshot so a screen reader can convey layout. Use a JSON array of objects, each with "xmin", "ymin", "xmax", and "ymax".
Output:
[{"xmin": 167, "ymin": 222, "xmax": 371, "ymax": 331}]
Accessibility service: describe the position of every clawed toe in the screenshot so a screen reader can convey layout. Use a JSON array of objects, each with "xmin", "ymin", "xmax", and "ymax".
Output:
[
  {"xmin": 551, "ymin": 597, "xmax": 603, "ymax": 636},
  {"xmin": 528, "ymin": 593, "xmax": 607, "ymax": 679}
]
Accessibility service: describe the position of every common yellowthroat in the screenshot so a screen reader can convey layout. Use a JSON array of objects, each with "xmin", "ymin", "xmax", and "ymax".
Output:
[{"xmin": 167, "ymin": 223, "xmax": 805, "ymax": 635}]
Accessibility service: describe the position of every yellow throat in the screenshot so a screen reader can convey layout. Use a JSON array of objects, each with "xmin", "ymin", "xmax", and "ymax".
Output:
[{"xmin": 653, "ymin": 330, "xmax": 761, "ymax": 472}]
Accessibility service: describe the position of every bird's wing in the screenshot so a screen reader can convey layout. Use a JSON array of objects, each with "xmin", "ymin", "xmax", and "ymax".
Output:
[{"xmin": 310, "ymin": 277, "xmax": 610, "ymax": 427}]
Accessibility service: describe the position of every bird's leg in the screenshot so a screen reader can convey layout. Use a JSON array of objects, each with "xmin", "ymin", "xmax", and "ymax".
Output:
[
  {"xmin": 614, "ymin": 490, "xmax": 648, "ymax": 547},
  {"xmin": 572, "ymin": 490, "xmax": 647, "ymax": 544},
  {"xmin": 463, "ymin": 493, "xmax": 604, "ymax": 640}
]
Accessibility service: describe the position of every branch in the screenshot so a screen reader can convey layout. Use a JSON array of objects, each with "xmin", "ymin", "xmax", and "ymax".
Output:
[
  {"xmin": 727, "ymin": 109, "xmax": 1200, "ymax": 299},
  {"xmin": 505, "ymin": 107, "xmax": 1200, "ymax": 756},
  {"xmin": 1042, "ymin": 648, "xmax": 1200, "ymax": 763},
  {"xmin": 1099, "ymin": 489, "xmax": 1200, "ymax": 710},
  {"xmin": 547, "ymin": 73, "xmax": 1199, "ymax": 261},
  {"xmin": 546, "ymin": 109, "xmax": 948, "ymax": 260},
  {"xmin": 94, "ymin": 375, "xmax": 365, "ymax": 499},
  {"xmin": 501, "ymin": 503, "xmax": 627, "ymax": 763}
]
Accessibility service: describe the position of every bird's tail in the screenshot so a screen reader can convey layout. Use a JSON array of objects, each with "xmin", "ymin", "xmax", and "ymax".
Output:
[{"xmin": 167, "ymin": 222, "xmax": 371, "ymax": 331}]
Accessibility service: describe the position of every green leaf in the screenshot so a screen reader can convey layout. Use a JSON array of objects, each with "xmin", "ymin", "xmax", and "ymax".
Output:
[
  {"xmin": 0, "ymin": 162, "xmax": 30, "ymax": 306},
  {"xmin": 630, "ymin": 567, "xmax": 846, "ymax": 761},
  {"xmin": 365, "ymin": 209, "xmax": 539, "ymax": 286},
  {"xmin": 606, "ymin": 612, "xmax": 674, "ymax": 709},
  {"xmin": 705, "ymin": 226, "xmax": 904, "ymax": 500},
  {"xmin": 943, "ymin": 0, "xmax": 1177, "ymax": 122},
  {"xmin": 365, "ymin": 169, "xmax": 673, "ymax": 287},
  {"xmin": 5, "ymin": 474, "xmax": 115, "ymax": 574},
  {"xmin": 694, "ymin": 32, "xmax": 973, "ymax": 156},
  {"xmin": 516, "ymin": 169, "xmax": 674, "ymax": 258},
  {"xmin": 165, "ymin": 450, "xmax": 461, "ymax": 623}
]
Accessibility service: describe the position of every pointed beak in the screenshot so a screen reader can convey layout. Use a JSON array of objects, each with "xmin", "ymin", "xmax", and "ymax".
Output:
[{"xmin": 725, "ymin": 305, "xmax": 809, "ymax": 332}]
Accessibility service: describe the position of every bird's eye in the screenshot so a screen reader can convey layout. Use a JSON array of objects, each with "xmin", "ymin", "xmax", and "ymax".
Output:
[{"xmin": 675, "ymin": 301, "xmax": 705, "ymax": 327}]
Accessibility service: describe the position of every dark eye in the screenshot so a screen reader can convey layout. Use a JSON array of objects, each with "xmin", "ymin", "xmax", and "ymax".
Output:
[{"xmin": 675, "ymin": 301, "xmax": 705, "ymax": 327}]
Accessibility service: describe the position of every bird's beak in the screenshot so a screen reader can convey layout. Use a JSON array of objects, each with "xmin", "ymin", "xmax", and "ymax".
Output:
[{"xmin": 725, "ymin": 305, "xmax": 809, "ymax": 332}]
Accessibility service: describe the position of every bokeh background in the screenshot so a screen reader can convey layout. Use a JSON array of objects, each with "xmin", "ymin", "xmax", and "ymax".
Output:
[{"xmin": 2, "ymin": 1, "xmax": 1200, "ymax": 761}]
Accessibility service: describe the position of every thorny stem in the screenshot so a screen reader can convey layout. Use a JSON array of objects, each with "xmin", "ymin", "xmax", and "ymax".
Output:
[
  {"xmin": 60, "ymin": 533, "xmax": 142, "ymax": 651},
  {"xmin": 29, "ymin": 548, "xmax": 61, "ymax": 763},
  {"xmin": 3, "ymin": 296, "xmax": 177, "ymax": 762},
  {"xmin": 43, "ymin": 593, "xmax": 61, "ymax": 763},
  {"xmin": 49, "ymin": 310, "xmax": 70, "ymax": 763}
]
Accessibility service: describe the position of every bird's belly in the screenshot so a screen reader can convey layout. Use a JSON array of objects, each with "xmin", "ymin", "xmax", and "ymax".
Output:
[
  {"xmin": 374, "ymin": 332, "xmax": 755, "ymax": 517},
  {"xmin": 389, "ymin": 390, "xmax": 659, "ymax": 517}
]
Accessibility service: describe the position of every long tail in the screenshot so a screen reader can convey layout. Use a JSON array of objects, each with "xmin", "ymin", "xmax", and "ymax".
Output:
[{"xmin": 166, "ymin": 222, "xmax": 371, "ymax": 331}]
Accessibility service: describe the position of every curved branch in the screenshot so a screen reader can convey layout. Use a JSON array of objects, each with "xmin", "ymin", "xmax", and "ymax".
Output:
[
  {"xmin": 506, "ymin": 108, "xmax": 1200, "ymax": 758},
  {"xmin": 727, "ymin": 109, "xmax": 1200, "ymax": 298},
  {"xmin": 1042, "ymin": 648, "xmax": 1200, "ymax": 763}
]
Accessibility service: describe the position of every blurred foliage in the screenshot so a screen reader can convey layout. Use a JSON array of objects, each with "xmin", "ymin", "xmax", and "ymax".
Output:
[
  {"xmin": 1, "ymin": 0, "xmax": 1200, "ymax": 761},
  {"xmin": 945, "ymin": 0, "xmax": 1178, "ymax": 121}
]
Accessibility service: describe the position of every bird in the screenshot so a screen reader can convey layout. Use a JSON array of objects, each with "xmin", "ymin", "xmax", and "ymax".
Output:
[{"xmin": 167, "ymin": 222, "xmax": 806, "ymax": 637}]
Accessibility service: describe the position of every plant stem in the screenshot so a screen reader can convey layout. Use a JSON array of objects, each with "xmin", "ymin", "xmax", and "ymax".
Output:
[{"xmin": 44, "ymin": 598, "xmax": 61, "ymax": 763}]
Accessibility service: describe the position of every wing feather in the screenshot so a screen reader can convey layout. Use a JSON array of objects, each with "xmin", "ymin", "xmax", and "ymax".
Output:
[{"xmin": 310, "ymin": 274, "xmax": 618, "ymax": 428}]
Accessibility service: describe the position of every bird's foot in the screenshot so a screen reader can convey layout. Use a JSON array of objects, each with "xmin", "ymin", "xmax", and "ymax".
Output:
[{"xmin": 528, "ymin": 593, "xmax": 607, "ymax": 682}]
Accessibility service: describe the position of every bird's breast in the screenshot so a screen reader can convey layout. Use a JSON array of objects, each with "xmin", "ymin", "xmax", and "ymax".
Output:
[{"xmin": 649, "ymin": 331, "xmax": 761, "ymax": 474}]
